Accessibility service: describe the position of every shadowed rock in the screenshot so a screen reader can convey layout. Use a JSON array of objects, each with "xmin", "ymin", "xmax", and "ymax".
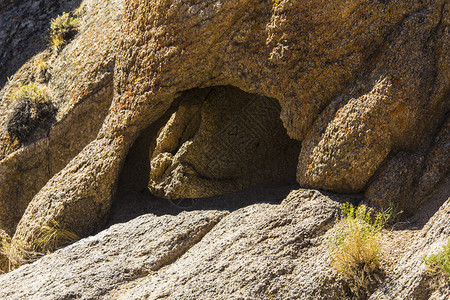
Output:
[{"xmin": 148, "ymin": 86, "xmax": 300, "ymax": 199}]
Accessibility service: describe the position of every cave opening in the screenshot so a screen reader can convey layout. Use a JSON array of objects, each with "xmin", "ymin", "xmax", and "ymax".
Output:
[{"xmin": 109, "ymin": 86, "xmax": 301, "ymax": 223}]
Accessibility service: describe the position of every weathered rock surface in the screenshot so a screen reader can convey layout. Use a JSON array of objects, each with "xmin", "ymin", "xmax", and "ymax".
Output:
[
  {"xmin": 0, "ymin": 190, "xmax": 348, "ymax": 299},
  {"xmin": 297, "ymin": 0, "xmax": 449, "ymax": 192},
  {"xmin": 0, "ymin": 0, "xmax": 121, "ymax": 234},
  {"xmin": 366, "ymin": 116, "xmax": 449, "ymax": 214},
  {"xmin": 6, "ymin": 0, "xmax": 447, "ymax": 255},
  {"xmin": 113, "ymin": 190, "xmax": 345, "ymax": 300},
  {"xmin": 371, "ymin": 183, "xmax": 450, "ymax": 300},
  {"xmin": 0, "ymin": 210, "xmax": 228, "ymax": 299},
  {"xmin": 0, "ymin": 0, "xmax": 448, "ymax": 298},
  {"xmin": 1, "ymin": 188, "xmax": 448, "ymax": 299}
]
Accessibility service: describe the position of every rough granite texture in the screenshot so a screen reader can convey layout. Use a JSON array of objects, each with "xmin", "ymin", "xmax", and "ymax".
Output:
[
  {"xmin": 0, "ymin": 189, "xmax": 448, "ymax": 299},
  {"xmin": 0, "ymin": 0, "xmax": 122, "ymax": 234},
  {"xmin": 0, "ymin": 190, "xmax": 348, "ymax": 299},
  {"xmin": 370, "ymin": 194, "xmax": 450, "ymax": 299},
  {"xmin": 0, "ymin": 210, "xmax": 228, "ymax": 299},
  {"xmin": 366, "ymin": 116, "xmax": 449, "ymax": 214},
  {"xmin": 5, "ymin": 0, "xmax": 447, "ymax": 255},
  {"xmin": 0, "ymin": 0, "xmax": 448, "ymax": 298}
]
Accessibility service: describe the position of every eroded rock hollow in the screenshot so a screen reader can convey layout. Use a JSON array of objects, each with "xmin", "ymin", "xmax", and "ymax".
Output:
[{"xmin": 119, "ymin": 86, "xmax": 300, "ymax": 199}]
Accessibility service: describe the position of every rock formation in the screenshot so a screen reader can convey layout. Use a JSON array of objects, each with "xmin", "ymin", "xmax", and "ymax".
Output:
[
  {"xmin": 0, "ymin": 0, "xmax": 121, "ymax": 235},
  {"xmin": 0, "ymin": 0, "xmax": 448, "ymax": 298},
  {"xmin": 0, "ymin": 190, "xmax": 347, "ymax": 299},
  {"xmin": 0, "ymin": 188, "xmax": 448, "ymax": 299},
  {"xmin": 147, "ymin": 86, "xmax": 300, "ymax": 199}
]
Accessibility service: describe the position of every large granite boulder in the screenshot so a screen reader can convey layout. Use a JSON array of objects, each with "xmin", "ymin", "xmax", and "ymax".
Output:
[
  {"xmin": 0, "ymin": 0, "xmax": 122, "ymax": 235},
  {"xmin": 0, "ymin": 0, "xmax": 447, "ymax": 282}
]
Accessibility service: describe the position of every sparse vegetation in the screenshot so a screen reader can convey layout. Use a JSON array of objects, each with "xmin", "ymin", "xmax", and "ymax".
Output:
[
  {"xmin": 73, "ymin": 3, "xmax": 87, "ymax": 17},
  {"xmin": 0, "ymin": 236, "xmax": 31, "ymax": 273},
  {"xmin": 35, "ymin": 54, "xmax": 50, "ymax": 81},
  {"xmin": 33, "ymin": 220, "xmax": 79, "ymax": 255},
  {"xmin": 328, "ymin": 203, "xmax": 390, "ymax": 297},
  {"xmin": 35, "ymin": 55, "xmax": 48, "ymax": 74},
  {"xmin": 0, "ymin": 220, "xmax": 78, "ymax": 273},
  {"xmin": 6, "ymin": 83, "xmax": 57, "ymax": 143},
  {"xmin": 10, "ymin": 83, "xmax": 46, "ymax": 101},
  {"xmin": 50, "ymin": 12, "xmax": 79, "ymax": 51},
  {"xmin": 424, "ymin": 239, "xmax": 450, "ymax": 279}
]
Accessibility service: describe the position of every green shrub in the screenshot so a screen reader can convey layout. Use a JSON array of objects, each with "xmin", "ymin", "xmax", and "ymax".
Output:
[
  {"xmin": 6, "ymin": 83, "xmax": 57, "ymax": 143},
  {"xmin": 10, "ymin": 83, "xmax": 46, "ymax": 101},
  {"xmin": 328, "ymin": 203, "xmax": 390, "ymax": 296},
  {"xmin": 424, "ymin": 239, "xmax": 450, "ymax": 279},
  {"xmin": 50, "ymin": 12, "xmax": 79, "ymax": 51}
]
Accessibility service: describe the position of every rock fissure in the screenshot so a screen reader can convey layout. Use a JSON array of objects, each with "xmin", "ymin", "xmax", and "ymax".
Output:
[{"xmin": 149, "ymin": 215, "xmax": 224, "ymax": 273}]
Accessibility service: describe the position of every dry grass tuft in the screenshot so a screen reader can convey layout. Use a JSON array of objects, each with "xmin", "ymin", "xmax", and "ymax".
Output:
[
  {"xmin": 0, "ymin": 236, "xmax": 36, "ymax": 273},
  {"xmin": 328, "ymin": 203, "xmax": 390, "ymax": 297},
  {"xmin": 33, "ymin": 220, "xmax": 79, "ymax": 255},
  {"xmin": 36, "ymin": 55, "xmax": 49, "ymax": 75},
  {"xmin": 0, "ymin": 221, "xmax": 78, "ymax": 274}
]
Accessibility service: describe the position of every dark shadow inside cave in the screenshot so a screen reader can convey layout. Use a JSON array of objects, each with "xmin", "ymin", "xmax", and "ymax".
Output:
[{"xmin": 108, "ymin": 85, "xmax": 303, "ymax": 224}]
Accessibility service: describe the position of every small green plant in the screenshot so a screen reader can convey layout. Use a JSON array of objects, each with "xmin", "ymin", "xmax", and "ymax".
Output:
[
  {"xmin": 424, "ymin": 239, "xmax": 450, "ymax": 279},
  {"xmin": 50, "ymin": 12, "xmax": 79, "ymax": 51},
  {"xmin": 328, "ymin": 203, "xmax": 390, "ymax": 296},
  {"xmin": 10, "ymin": 83, "xmax": 46, "ymax": 101},
  {"xmin": 6, "ymin": 83, "xmax": 57, "ymax": 143}
]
